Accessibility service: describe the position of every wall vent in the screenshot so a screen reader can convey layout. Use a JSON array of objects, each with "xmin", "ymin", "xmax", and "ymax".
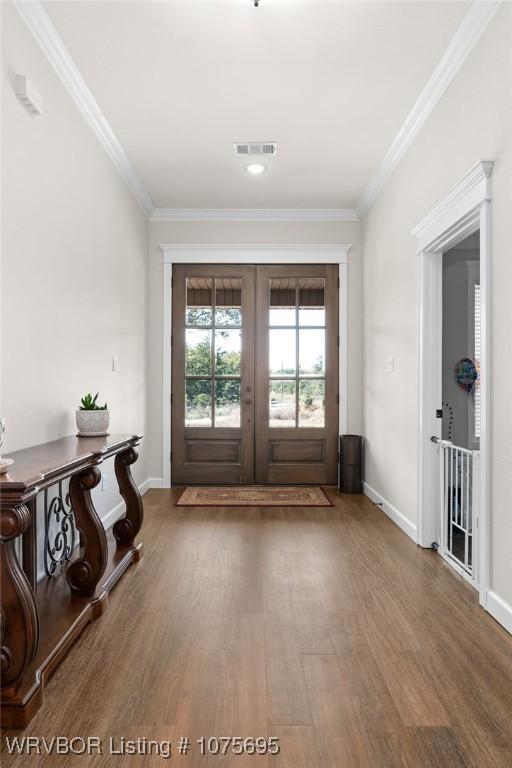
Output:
[{"xmin": 234, "ymin": 142, "xmax": 277, "ymax": 157}]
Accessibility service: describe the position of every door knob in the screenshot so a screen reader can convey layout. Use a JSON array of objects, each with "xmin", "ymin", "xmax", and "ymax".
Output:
[
  {"xmin": 245, "ymin": 399, "xmax": 252, "ymax": 405},
  {"xmin": 245, "ymin": 386, "xmax": 252, "ymax": 393}
]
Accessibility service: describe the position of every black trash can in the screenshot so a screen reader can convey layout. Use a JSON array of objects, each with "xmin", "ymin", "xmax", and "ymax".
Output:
[{"xmin": 338, "ymin": 435, "xmax": 363, "ymax": 493}]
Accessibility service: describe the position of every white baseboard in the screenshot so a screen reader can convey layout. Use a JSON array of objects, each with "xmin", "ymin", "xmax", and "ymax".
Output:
[
  {"xmin": 101, "ymin": 477, "xmax": 162, "ymax": 528},
  {"xmin": 363, "ymin": 481, "xmax": 418, "ymax": 543},
  {"xmin": 486, "ymin": 590, "xmax": 512, "ymax": 635},
  {"xmin": 100, "ymin": 498, "xmax": 126, "ymax": 532},
  {"xmin": 138, "ymin": 478, "xmax": 152, "ymax": 495},
  {"xmin": 36, "ymin": 477, "xmax": 163, "ymax": 581}
]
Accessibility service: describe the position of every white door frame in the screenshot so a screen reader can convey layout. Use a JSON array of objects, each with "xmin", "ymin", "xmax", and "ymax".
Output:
[
  {"xmin": 412, "ymin": 161, "xmax": 493, "ymax": 608},
  {"xmin": 159, "ymin": 244, "xmax": 352, "ymax": 489}
]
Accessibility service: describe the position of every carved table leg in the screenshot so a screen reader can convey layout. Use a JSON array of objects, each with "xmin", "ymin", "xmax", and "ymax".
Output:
[
  {"xmin": 22, "ymin": 498, "xmax": 37, "ymax": 592},
  {"xmin": 113, "ymin": 447, "xmax": 143, "ymax": 545},
  {"xmin": 0, "ymin": 503, "xmax": 39, "ymax": 690},
  {"xmin": 67, "ymin": 466, "xmax": 107, "ymax": 596}
]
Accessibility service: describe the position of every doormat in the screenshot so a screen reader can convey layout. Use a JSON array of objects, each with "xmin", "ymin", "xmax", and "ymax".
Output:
[{"xmin": 176, "ymin": 486, "xmax": 332, "ymax": 507}]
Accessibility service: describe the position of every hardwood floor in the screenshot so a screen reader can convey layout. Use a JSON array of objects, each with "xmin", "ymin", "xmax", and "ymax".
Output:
[{"xmin": 2, "ymin": 488, "xmax": 512, "ymax": 766}]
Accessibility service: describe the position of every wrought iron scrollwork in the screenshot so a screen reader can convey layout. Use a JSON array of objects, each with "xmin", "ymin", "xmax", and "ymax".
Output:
[{"xmin": 44, "ymin": 481, "xmax": 76, "ymax": 576}]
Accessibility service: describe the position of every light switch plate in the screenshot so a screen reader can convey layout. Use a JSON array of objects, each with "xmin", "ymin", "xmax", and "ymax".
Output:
[{"xmin": 15, "ymin": 75, "xmax": 42, "ymax": 115}]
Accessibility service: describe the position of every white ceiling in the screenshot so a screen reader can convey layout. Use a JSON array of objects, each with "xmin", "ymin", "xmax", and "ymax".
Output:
[{"xmin": 43, "ymin": 0, "xmax": 471, "ymax": 210}]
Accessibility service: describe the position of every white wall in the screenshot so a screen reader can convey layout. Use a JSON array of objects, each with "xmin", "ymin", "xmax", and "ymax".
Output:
[
  {"xmin": 362, "ymin": 4, "xmax": 512, "ymax": 606},
  {"xmin": 147, "ymin": 219, "xmax": 362, "ymax": 479},
  {"xmin": 1, "ymin": 4, "xmax": 148, "ymax": 522}
]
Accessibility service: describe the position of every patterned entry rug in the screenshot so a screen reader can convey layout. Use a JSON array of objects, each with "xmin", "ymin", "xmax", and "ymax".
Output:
[{"xmin": 176, "ymin": 486, "xmax": 332, "ymax": 507}]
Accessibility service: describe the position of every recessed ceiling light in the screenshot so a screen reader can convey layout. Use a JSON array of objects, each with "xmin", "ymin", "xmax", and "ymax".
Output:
[{"xmin": 246, "ymin": 163, "xmax": 267, "ymax": 175}]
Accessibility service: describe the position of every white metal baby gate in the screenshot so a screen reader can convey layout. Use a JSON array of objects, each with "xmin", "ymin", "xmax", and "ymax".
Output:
[{"xmin": 431, "ymin": 437, "xmax": 479, "ymax": 582}]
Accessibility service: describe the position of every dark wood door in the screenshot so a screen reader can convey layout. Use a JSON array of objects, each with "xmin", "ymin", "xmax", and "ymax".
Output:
[
  {"xmin": 171, "ymin": 265, "xmax": 255, "ymax": 484},
  {"xmin": 171, "ymin": 264, "xmax": 338, "ymax": 485},
  {"xmin": 254, "ymin": 264, "xmax": 339, "ymax": 484}
]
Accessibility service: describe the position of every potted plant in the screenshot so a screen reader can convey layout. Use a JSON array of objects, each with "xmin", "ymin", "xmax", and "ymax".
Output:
[{"xmin": 76, "ymin": 393, "xmax": 110, "ymax": 436}]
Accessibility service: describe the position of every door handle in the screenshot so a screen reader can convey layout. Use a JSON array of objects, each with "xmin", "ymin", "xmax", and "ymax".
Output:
[{"xmin": 245, "ymin": 399, "xmax": 253, "ymax": 405}]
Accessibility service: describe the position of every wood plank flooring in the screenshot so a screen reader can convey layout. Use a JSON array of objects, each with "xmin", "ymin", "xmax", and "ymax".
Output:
[{"xmin": 2, "ymin": 488, "xmax": 512, "ymax": 767}]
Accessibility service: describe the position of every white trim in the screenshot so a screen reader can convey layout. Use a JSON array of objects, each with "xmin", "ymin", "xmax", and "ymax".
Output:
[
  {"xmin": 146, "ymin": 477, "xmax": 163, "ymax": 490},
  {"xmin": 137, "ymin": 478, "xmax": 152, "ymax": 497},
  {"xmin": 339, "ymin": 263, "xmax": 349, "ymax": 435},
  {"xmin": 363, "ymin": 482, "xmax": 418, "ymax": 543},
  {"xmin": 487, "ymin": 590, "xmax": 512, "ymax": 636},
  {"xmin": 479, "ymin": 199, "xmax": 492, "ymax": 609},
  {"xmin": 151, "ymin": 208, "xmax": 359, "ymax": 222},
  {"xmin": 161, "ymin": 244, "xmax": 351, "ymax": 487},
  {"xmin": 100, "ymin": 498, "xmax": 127, "ymax": 534},
  {"xmin": 15, "ymin": 1, "xmax": 500, "ymax": 222},
  {"xmin": 163, "ymin": 262, "xmax": 173, "ymax": 489},
  {"xmin": 160, "ymin": 244, "xmax": 351, "ymax": 265},
  {"xmin": 14, "ymin": 0, "xmax": 155, "ymax": 217},
  {"xmin": 413, "ymin": 160, "xmax": 493, "ymax": 612},
  {"xmin": 417, "ymin": 250, "xmax": 443, "ymax": 549},
  {"xmin": 412, "ymin": 162, "xmax": 493, "ymax": 250},
  {"xmin": 13, "ymin": 0, "xmax": 358, "ymax": 225},
  {"xmin": 357, "ymin": 4, "xmax": 501, "ymax": 218},
  {"xmin": 99, "ymin": 477, "xmax": 161, "ymax": 530}
]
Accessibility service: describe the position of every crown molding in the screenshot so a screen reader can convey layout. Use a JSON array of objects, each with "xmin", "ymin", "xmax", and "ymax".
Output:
[
  {"xmin": 159, "ymin": 243, "xmax": 352, "ymax": 264},
  {"xmin": 13, "ymin": 0, "xmax": 357, "ymax": 223},
  {"xmin": 151, "ymin": 208, "xmax": 359, "ymax": 222},
  {"xmin": 356, "ymin": 0, "xmax": 501, "ymax": 219},
  {"xmin": 16, "ymin": 0, "xmax": 500, "ymax": 225},
  {"xmin": 14, "ymin": 0, "xmax": 155, "ymax": 217},
  {"xmin": 411, "ymin": 160, "xmax": 493, "ymax": 251}
]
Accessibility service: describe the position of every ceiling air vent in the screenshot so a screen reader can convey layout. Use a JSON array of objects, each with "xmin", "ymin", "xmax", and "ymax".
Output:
[{"xmin": 234, "ymin": 142, "xmax": 277, "ymax": 157}]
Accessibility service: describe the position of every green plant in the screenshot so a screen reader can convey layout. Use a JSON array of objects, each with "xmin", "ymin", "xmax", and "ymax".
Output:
[{"xmin": 79, "ymin": 392, "xmax": 108, "ymax": 411}]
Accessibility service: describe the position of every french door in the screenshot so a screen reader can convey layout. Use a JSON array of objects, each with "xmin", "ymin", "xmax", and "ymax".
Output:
[{"xmin": 171, "ymin": 264, "xmax": 339, "ymax": 485}]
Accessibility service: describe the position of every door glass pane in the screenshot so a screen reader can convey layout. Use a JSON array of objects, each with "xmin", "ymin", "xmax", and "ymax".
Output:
[
  {"xmin": 215, "ymin": 380, "xmax": 241, "ymax": 427},
  {"xmin": 269, "ymin": 329, "xmax": 296, "ymax": 376},
  {"xmin": 269, "ymin": 380, "xmax": 296, "ymax": 427},
  {"xmin": 186, "ymin": 277, "xmax": 212, "ymax": 326},
  {"xmin": 299, "ymin": 277, "xmax": 325, "ymax": 326},
  {"xmin": 215, "ymin": 329, "xmax": 241, "ymax": 375},
  {"xmin": 299, "ymin": 380, "xmax": 325, "ymax": 427},
  {"xmin": 269, "ymin": 278, "xmax": 296, "ymax": 326},
  {"xmin": 215, "ymin": 278, "xmax": 242, "ymax": 326},
  {"xmin": 299, "ymin": 328, "xmax": 325, "ymax": 376},
  {"xmin": 185, "ymin": 329, "xmax": 211, "ymax": 375},
  {"xmin": 185, "ymin": 379, "xmax": 212, "ymax": 427}
]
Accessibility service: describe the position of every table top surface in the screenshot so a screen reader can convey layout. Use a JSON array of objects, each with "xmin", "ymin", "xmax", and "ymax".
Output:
[{"xmin": 0, "ymin": 434, "xmax": 142, "ymax": 491}]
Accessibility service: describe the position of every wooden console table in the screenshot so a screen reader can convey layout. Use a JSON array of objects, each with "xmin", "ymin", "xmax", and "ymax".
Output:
[{"xmin": 0, "ymin": 433, "xmax": 144, "ymax": 728}]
